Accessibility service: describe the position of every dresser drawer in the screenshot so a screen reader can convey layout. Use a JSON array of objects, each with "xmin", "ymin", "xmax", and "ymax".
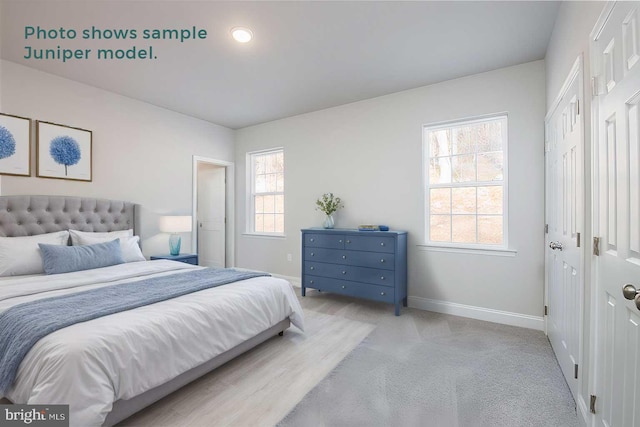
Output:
[
  {"xmin": 305, "ymin": 262, "xmax": 394, "ymax": 287},
  {"xmin": 305, "ymin": 261, "xmax": 343, "ymax": 279},
  {"xmin": 343, "ymin": 250, "xmax": 395, "ymax": 270},
  {"xmin": 305, "ymin": 247, "xmax": 343, "ymax": 264},
  {"xmin": 305, "ymin": 275, "xmax": 394, "ymax": 304},
  {"xmin": 305, "ymin": 248, "xmax": 395, "ymax": 270},
  {"xmin": 304, "ymin": 233, "xmax": 345, "ymax": 249},
  {"xmin": 345, "ymin": 235, "xmax": 395, "ymax": 253}
]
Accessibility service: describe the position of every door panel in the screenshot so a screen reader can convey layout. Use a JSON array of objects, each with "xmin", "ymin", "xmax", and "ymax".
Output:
[
  {"xmin": 592, "ymin": 2, "xmax": 640, "ymax": 425},
  {"xmin": 197, "ymin": 164, "xmax": 226, "ymax": 268},
  {"xmin": 545, "ymin": 59, "xmax": 584, "ymax": 401}
]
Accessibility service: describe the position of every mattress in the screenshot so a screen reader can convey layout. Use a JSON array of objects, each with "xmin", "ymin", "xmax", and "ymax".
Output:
[{"xmin": 0, "ymin": 260, "xmax": 304, "ymax": 426}]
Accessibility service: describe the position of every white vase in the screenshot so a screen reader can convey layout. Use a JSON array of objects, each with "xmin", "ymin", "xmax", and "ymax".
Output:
[{"xmin": 323, "ymin": 214, "xmax": 335, "ymax": 229}]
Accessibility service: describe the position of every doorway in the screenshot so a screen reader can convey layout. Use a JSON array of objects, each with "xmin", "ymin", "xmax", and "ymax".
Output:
[{"xmin": 192, "ymin": 156, "xmax": 234, "ymax": 268}]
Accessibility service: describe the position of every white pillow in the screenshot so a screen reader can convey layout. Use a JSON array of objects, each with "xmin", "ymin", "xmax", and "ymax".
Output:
[
  {"xmin": 0, "ymin": 231, "xmax": 70, "ymax": 277},
  {"xmin": 73, "ymin": 234, "xmax": 145, "ymax": 263},
  {"xmin": 69, "ymin": 229, "xmax": 133, "ymax": 246}
]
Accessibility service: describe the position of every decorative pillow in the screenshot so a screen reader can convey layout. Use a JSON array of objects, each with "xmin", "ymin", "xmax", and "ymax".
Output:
[
  {"xmin": 0, "ymin": 231, "xmax": 70, "ymax": 277},
  {"xmin": 39, "ymin": 239, "xmax": 125, "ymax": 275},
  {"xmin": 69, "ymin": 229, "xmax": 133, "ymax": 246},
  {"xmin": 75, "ymin": 234, "xmax": 145, "ymax": 263}
]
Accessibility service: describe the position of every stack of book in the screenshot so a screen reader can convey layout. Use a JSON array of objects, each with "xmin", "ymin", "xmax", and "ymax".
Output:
[{"xmin": 358, "ymin": 225, "xmax": 380, "ymax": 231}]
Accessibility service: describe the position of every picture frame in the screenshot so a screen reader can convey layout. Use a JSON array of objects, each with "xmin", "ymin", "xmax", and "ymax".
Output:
[
  {"xmin": 0, "ymin": 112, "xmax": 32, "ymax": 177},
  {"xmin": 36, "ymin": 120, "xmax": 92, "ymax": 182}
]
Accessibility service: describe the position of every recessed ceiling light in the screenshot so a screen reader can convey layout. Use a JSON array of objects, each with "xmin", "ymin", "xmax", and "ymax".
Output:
[{"xmin": 231, "ymin": 27, "xmax": 253, "ymax": 43}]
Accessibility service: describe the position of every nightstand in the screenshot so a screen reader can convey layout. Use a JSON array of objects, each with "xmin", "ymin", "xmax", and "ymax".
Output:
[{"xmin": 150, "ymin": 254, "xmax": 199, "ymax": 265}]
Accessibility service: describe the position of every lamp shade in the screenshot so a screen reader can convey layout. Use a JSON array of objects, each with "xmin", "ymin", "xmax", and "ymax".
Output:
[{"xmin": 159, "ymin": 216, "xmax": 192, "ymax": 233}]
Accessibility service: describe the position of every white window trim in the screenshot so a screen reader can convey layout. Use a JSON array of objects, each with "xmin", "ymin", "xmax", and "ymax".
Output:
[
  {"xmin": 245, "ymin": 147, "xmax": 285, "ymax": 237},
  {"xmin": 416, "ymin": 244, "xmax": 517, "ymax": 257},
  {"xmin": 422, "ymin": 113, "xmax": 510, "ymax": 252},
  {"xmin": 241, "ymin": 232, "xmax": 287, "ymax": 239}
]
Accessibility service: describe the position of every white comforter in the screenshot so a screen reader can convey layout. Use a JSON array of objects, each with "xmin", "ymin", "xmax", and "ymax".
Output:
[{"xmin": 0, "ymin": 261, "xmax": 304, "ymax": 426}]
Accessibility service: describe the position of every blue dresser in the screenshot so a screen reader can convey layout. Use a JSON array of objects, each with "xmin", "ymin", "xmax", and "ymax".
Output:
[{"xmin": 301, "ymin": 228, "xmax": 408, "ymax": 315}]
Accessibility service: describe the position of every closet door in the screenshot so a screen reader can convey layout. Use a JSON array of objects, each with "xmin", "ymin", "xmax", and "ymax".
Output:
[{"xmin": 591, "ymin": 2, "xmax": 640, "ymax": 425}]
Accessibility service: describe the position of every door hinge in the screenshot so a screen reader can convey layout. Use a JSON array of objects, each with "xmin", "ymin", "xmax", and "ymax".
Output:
[
  {"xmin": 593, "ymin": 237, "xmax": 600, "ymax": 256},
  {"xmin": 545, "ymin": 224, "xmax": 549, "ymax": 234},
  {"xmin": 574, "ymin": 363, "xmax": 579, "ymax": 379},
  {"xmin": 590, "ymin": 395, "xmax": 597, "ymax": 414},
  {"xmin": 577, "ymin": 232, "xmax": 581, "ymax": 247},
  {"xmin": 576, "ymin": 99, "xmax": 580, "ymax": 115},
  {"xmin": 591, "ymin": 76, "xmax": 600, "ymax": 97},
  {"xmin": 544, "ymin": 305, "xmax": 548, "ymax": 316}
]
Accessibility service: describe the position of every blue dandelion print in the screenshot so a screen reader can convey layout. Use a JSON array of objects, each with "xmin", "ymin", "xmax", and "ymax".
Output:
[
  {"xmin": 50, "ymin": 135, "xmax": 81, "ymax": 176},
  {"xmin": 0, "ymin": 125, "xmax": 16, "ymax": 160}
]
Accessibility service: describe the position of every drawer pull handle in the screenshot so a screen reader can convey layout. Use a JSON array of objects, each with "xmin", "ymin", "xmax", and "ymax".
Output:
[
  {"xmin": 342, "ymin": 271, "xmax": 347, "ymax": 275},
  {"xmin": 380, "ymin": 276, "xmax": 385, "ymax": 280},
  {"xmin": 380, "ymin": 242, "xmax": 385, "ymax": 246},
  {"xmin": 342, "ymin": 255, "xmax": 347, "ymax": 259},
  {"xmin": 310, "ymin": 252, "xmax": 315, "ymax": 256},
  {"xmin": 310, "ymin": 280, "xmax": 314, "ymax": 285},
  {"xmin": 310, "ymin": 238, "xmax": 315, "ymax": 242},
  {"xmin": 380, "ymin": 259, "xmax": 385, "ymax": 263},
  {"xmin": 380, "ymin": 292, "xmax": 385, "ymax": 296},
  {"xmin": 339, "ymin": 239, "xmax": 343, "ymax": 243},
  {"xmin": 346, "ymin": 240, "xmax": 351, "ymax": 244},
  {"xmin": 341, "ymin": 285, "xmax": 346, "ymax": 289},
  {"xmin": 310, "ymin": 266, "xmax": 315, "ymax": 270}
]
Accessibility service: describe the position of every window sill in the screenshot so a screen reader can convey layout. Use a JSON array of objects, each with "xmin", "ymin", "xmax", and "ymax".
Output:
[
  {"xmin": 416, "ymin": 244, "xmax": 517, "ymax": 257},
  {"xmin": 242, "ymin": 233, "xmax": 287, "ymax": 239}
]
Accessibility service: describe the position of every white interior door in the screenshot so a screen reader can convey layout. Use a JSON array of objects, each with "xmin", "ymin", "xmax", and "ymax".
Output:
[
  {"xmin": 545, "ymin": 59, "xmax": 584, "ymax": 401},
  {"xmin": 197, "ymin": 163, "xmax": 226, "ymax": 268},
  {"xmin": 592, "ymin": 2, "xmax": 640, "ymax": 425}
]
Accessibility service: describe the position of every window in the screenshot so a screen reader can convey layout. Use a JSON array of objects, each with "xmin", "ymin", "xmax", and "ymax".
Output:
[
  {"xmin": 424, "ymin": 115, "xmax": 507, "ymax": 248},
  {"xmin": 247, "ymin": 148, "xmax": 284, "ymax": 235}
]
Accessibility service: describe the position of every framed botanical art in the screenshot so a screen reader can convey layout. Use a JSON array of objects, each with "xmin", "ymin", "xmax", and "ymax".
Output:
[
  {"xmin": 0, "ymin": 112, "xmax": 32, "ymax": 177},
  {"xmin": 37, "ymin": 120, "xmax": 92, "ymax": 182}
]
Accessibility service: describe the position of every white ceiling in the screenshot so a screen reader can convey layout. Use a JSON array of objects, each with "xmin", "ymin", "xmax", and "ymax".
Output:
[{"xmin": 0, "ymin": 1, "xmax": 559, "ymax": 129}]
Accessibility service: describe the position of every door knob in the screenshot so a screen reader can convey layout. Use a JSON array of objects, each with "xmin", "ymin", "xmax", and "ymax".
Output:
[
  {"xmin": 549, "ymin": 241, "xmax": 563, "ymax": 251},
  {"xmin": 623, "ymin": 284, "xmax": 640, "ymax": 310}
]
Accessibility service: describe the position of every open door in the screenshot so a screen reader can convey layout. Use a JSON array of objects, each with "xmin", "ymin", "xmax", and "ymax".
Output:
[
  {"xmin": 197, "ymin": 162, "xmax": 226, "ymax": 268},
  {"xmin": 193, "ymin": 156, "xmax": 234, "ymax": 268}
]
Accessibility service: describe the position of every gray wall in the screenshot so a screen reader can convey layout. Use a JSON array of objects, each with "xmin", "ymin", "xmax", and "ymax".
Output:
[
  {"xmin": 235, "ymin": 60, "xmax": 546, "ymax": 322},
  {"xmin": 0, "ymin": 59, "xmax": 235, "ymax": 256}
]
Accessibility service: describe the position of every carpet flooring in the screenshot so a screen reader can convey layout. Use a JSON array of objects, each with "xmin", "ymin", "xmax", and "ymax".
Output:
[{"xmin": 279, "ymin": 290, "xmax": 578, "ymax": 427}]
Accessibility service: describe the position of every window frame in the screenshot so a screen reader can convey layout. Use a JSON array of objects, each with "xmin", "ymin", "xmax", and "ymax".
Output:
[
  {"xmin": 422, "ymin": 113, "xmax": 510, "ymax": 252},
  {"xmin": 245, "ymin": 147, "xmax": 285, "ymax": 237}
]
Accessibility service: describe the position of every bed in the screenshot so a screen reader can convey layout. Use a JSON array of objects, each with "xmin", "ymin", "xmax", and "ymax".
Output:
[{"xmin": 0, "ymin": 195, "xmax": 304, "ymax": 427}]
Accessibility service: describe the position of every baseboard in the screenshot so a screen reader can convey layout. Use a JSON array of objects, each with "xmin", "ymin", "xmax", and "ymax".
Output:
[
  {"xmin": 408, "ymin": 296, "xmax": 544, "ymax": 330},
  {"xmin": 277, "ymin": 279, "xmax": 543, "ymax": 330},
  {"xmin": 272, "ymin": 274, "xmax": 301, "ymax": 288}
]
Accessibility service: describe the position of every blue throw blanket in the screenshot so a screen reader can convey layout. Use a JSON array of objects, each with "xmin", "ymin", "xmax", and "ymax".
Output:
[{"xmin": 0, "ymin": 267, "xmax": 269, "ymax": 394}]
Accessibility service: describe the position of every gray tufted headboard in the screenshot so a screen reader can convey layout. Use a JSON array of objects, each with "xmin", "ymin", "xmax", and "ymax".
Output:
[{"xmin": 0, "ymin": 195, "xmax": 139, "ymax": 237}]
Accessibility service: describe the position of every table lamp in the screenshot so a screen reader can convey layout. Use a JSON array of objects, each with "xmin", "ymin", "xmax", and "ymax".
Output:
[{"xmin": 159, "ymin": 216, "xmax": 192, "ymax": 256}]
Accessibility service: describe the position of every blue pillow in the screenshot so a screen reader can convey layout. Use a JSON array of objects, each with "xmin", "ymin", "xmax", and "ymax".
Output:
[{"xmin": 39, "ymin": 239, "xmax": 125, "ymax": 275}]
